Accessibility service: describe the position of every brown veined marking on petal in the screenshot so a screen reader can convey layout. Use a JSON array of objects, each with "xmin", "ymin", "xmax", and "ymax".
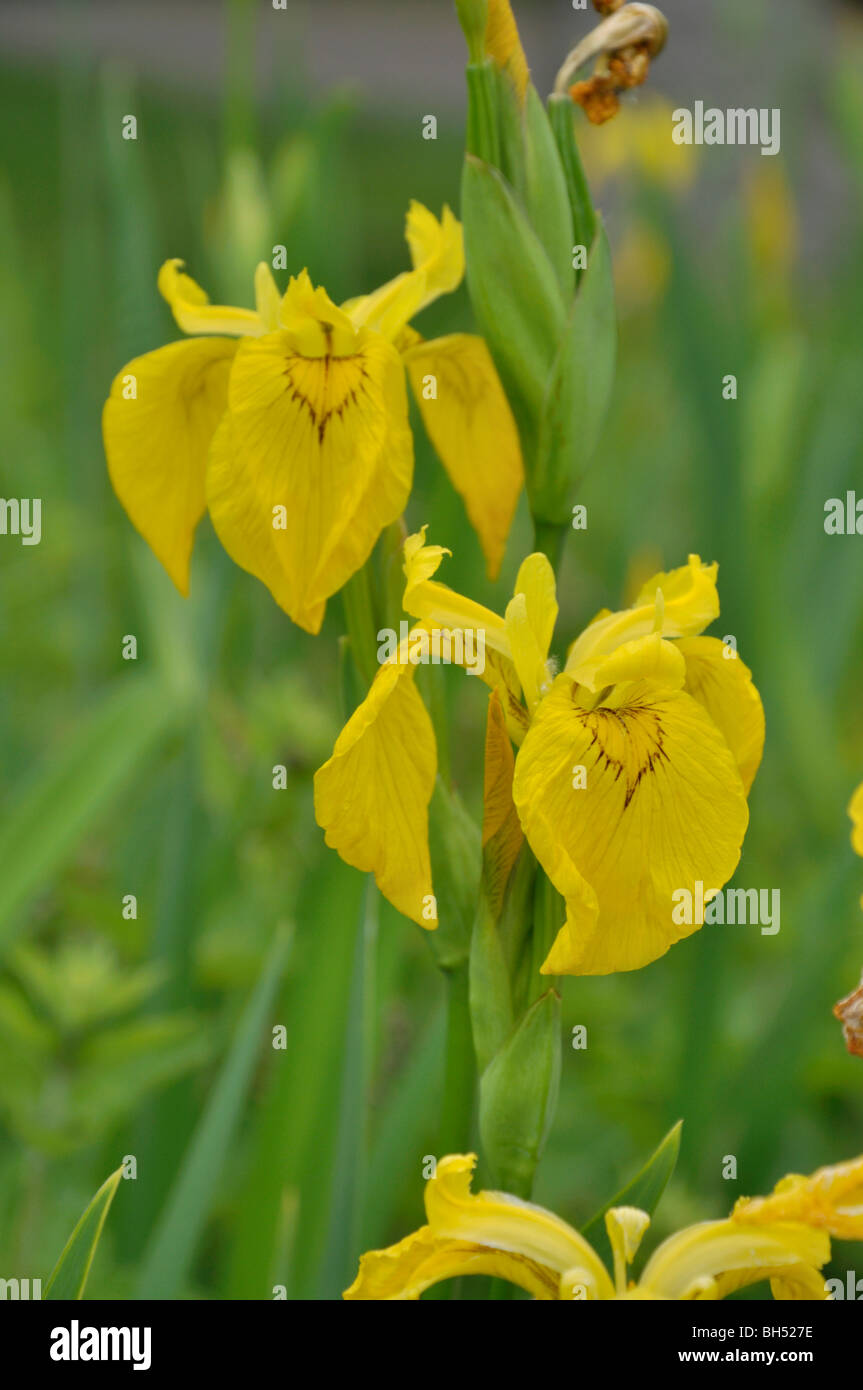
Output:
[
  {"xmin": 281, "ymin": 341, "xmax": 371, "ymax": 447},
  {"xmin": 572, "ymin": 686, "xmax": 669, "ymax": 810},
  {"xmin": 454, "ymin": 1245, "xmax": 560, "ymax": 1298}
]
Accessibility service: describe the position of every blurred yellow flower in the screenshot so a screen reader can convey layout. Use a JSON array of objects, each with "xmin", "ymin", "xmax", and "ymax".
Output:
[
  {"xmin": 849, "ymin": 781, "xmax": 863, "ymax": 858},
  {"xmin": 315, "ymin": 531, "xmax": 764, "ymax": 974},
  {"xmin": 345, "ymin": 1151, "xmax": 862, "ymax": 1300},
  {"xmin": 745, "ymin": 160, "xmax": 798, "ymax": 284},
  {"xmin": 578, "ymin": 95, "xmax": 696, "ymax": 191},
  {"xmin": 103, "ymin": 203, "xmax": 522, "ymax": 631},
  {"xmin": 610, "ymin": 218, "xmax": 671, "ymax": 313}
]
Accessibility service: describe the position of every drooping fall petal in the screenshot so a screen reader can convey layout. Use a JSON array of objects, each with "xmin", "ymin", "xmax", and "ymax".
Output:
[
  {"xmin": 423, "ymin": 1155, "xmax": 614, "ymax": 1297},
  {"xmin": 314, "ymin": 658, "xmax": 436, "ymax": 927},
  {"xmin": 512, "ymin": 675, "xmax": 748, "ymax": 975},
  {"xmin": 402, "ymin": 333, "xmax": 523, "ymax": 579},
  {"xmin": 206, "ymin": 324, "xmax": 413, "ymax": 632},
  {"xmin": 102, "ymin": 337, "xmax": 237, "ymax": 594},
  {"xmin": 677, "ymin": 636, "xmax": 765, "ymax": 795},
  {"xmin": 343, "ymin": 1224, "xmax": 559, "ymax": 1301},
  {"xmin": 639, "ymin": 1219, "xmax": 829, "ymax": 1301}
]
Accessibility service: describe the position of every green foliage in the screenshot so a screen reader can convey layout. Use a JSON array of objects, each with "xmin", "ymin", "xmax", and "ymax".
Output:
[
  {"xmin": 0, "ymin": 8, "xmax": 862, "ymax": 1304},
  {"xmin": 45, "ymin": 1167, "xmax": 124, "ymax": 1300}
]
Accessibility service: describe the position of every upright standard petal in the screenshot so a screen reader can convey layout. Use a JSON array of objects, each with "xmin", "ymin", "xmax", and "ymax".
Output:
[
  {"xmin": 347, "ymin": 203, "xmax": 464, "ymax": 343},
  {"xmin": 677, "ymin": 636, "xmax": 765, "ymax": 795},
  {"xmin": 503, "ymin": 553, "xmax": 559, "ymax": 712},
  {"xmin": 512, "ymin": 675, "xmax": 749, "ymax": 974},
  {"xmin": 401, "ymin": 529, "xmax": 511, "ymax": 658},
  {"xmin": 103, "ymin": 337, "xmax": 237, "ymax": 594},
  {"xmin": 158, "ymin": 260, "xmax": 265, "ymax": 337},
  {"xmin": 566, "ymin": 554, "xmax": 719, "ymax": 690},
  {"xmin": 206, "ymin": 319, "xmax": 413, "ymax": 632},
  {"xmin": 402, "ymin": 333, "xmax": 523, "ymax": 580},
  {"xmin": 314, "ymin": 657, "xmax": 436, "ymax": 927}
]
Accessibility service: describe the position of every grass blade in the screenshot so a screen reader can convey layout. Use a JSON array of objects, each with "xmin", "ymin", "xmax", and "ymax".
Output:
[
  {"xmin": 45, "ymin": 1167, "xmax": 124, "ymax": 1300},
  {"xmin": 0, "ymin": 678, "xmax": 186, "ymax": 957},
  {"xmin": 581, "ymin": 1120, "xmax": 682, "ymax": 1270},
  {"xmin": 135, "ymin": 929, "xmax": 290, "ymax": 1299}
]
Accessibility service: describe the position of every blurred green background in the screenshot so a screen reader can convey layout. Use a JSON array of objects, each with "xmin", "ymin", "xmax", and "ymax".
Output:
[{"xmin": 1, "ymin": 0, "xmax": 862, "ymax": 1299}]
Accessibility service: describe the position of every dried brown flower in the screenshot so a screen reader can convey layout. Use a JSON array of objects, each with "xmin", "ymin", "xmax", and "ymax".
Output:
[{"xmin": 834, "ymin": 978, "xmax": 863, "ymax": 1059}]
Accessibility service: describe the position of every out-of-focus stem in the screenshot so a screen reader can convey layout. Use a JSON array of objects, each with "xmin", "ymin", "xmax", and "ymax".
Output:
[
  {"xmin": 532, "ymin": 518, "xmax": 568, "ymax": 577},
  {"xmin": 341, "ymin": 564, "xmax": 380, "ymax": 692},
  {"xmin": 530, "ymin": 869, "xmax": 562, "ymax": 998},
  {"xmin": 466, "ymin": 60, "xmax": 501, "ymax": 165},
  {"xmin": 440, "ymin": 962, "xmax": 476, "ymax": 1154}
]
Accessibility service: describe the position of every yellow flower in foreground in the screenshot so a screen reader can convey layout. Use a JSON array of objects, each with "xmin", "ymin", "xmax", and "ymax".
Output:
[
  {"xmin": 849, "ymin": 782, "xmax": 863, "ymax": 859},
  {"xmin": 103, "ymin": 203, "xmax": 522, "ymax": 632},
  {"xmin": 345, "ymin": 1151, "xmax": 863, "ymax": 1300},
  {"xmin": 314, "ymin": 532, "xmax": 764, "ymax": 973}
]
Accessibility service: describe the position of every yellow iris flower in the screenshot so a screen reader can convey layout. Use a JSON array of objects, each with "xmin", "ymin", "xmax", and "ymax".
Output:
[
  {"xmin": 344, "ymin": 1151, "xmax": 863, "ymax": 1301},
  {"xmin": 315, "ymin": 531, "xmax": 764, "ymax": 974},
  {"xmin": 102, "ymin": 203, "xmax": 522, "ymax": 632}
]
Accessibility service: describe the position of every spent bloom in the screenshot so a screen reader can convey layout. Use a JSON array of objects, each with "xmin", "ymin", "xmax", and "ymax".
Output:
[
  {"xmin": 553, "ymin": 3, "xmax": 668, "ymax": 125},
  {"xmin": 315, "ymin": 532, "xmax": 764, "ymax": 974},
  {"xmin": 103, "ymin": 203, "xmax": 522, "ymax": 632},
  {"xmin": 345, "ymin": 1151, "xmax": 863, "ymax": 1300}
]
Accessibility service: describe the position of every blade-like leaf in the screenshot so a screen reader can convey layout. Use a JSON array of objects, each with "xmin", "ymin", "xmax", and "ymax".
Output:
[
  {"xmin": 581, "ymin": 1119, "xmax": 682, "ymax": 1270},
  {"xmin": 135, "ymin": 929, "xmax": 290, "ymax": 1299},
  {"xmin": 0, "ymin": 678, "xmax": 185, "ymax": 958},
  {"xmin": 45, "ymin": 1167, "xmax": 124, "ymax": 1300}
]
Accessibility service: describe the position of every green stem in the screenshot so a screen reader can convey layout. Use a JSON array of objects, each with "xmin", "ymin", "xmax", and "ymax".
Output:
[
  {"xmin": 530, "ymin": 870, "xmax": 562, "ymax": 1001},
  {"xmin": 439, "ymin": 963, "xmax": 475, "ymax": 1154},
  {"xmin": 341, "ymin": 565, "xmax": 380, "ymax": 691},
  {"xmin": 465, "ymin": 61, "xmax": 501, "ymax": 165},
  {"xmin": 532, "ymin": 518, "xmax": 568, "ymax": 577}
]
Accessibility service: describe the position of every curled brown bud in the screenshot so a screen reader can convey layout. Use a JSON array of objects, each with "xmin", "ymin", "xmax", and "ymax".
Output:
[
  {"xmin": 554, "ymin": 3, "xmax": 668, "ymax": 124},
  {"xmin": 834, "ymin": 977, "xmax": 863, "ymax": 1059}
]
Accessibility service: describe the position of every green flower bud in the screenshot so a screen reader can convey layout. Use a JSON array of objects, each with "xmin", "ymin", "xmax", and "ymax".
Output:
[
  {"xmin": 426, "ymin": 777, "xmax": 481, "ymax": 972},
  {"xmin": 461, "ymin": 154, "xmax": 565, "ymax": 464},
  {"xmin": 479, "ymin": 988, "xmax": 561, "ymax": 1197},
  {"xmin": 454, "ymin": 0, "xmax": 490, "ymax": 65},
  {"xmin": 469, "ymin": 891, "xmax": 514, "ymax": 1075},
  {"xmin": 531, "ymin": 222, "xmax": 616, "ymax": 524}
]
